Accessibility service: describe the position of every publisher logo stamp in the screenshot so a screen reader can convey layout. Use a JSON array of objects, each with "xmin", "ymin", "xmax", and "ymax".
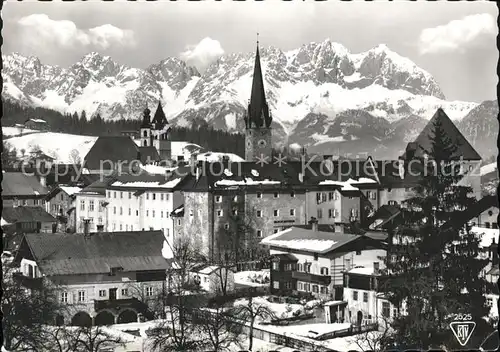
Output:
[{"xmin": 450, "ymin": 320, "xmax": 476, "ymax": 346}]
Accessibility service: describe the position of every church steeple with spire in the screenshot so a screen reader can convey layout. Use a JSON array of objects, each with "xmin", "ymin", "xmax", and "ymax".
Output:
[{"xmin": 244, "ymin": 36, "xmax": 273, "ymax": 161}]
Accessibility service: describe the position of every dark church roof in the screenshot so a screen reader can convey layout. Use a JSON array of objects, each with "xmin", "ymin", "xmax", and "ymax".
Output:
[
  {"xmin": 152, "ymin": 101, "xmax": 169, "ymax": 130},
  {"xmin": 83, "ymin": 136, "xmax": 141, "ymax": 171},
  {"xmin": 402, "ymin": 108, "xmax": 481, "ymax": 160},
  {"xmin": 246, "ymin": 43, "xmax": 272, "ymax": 129}
]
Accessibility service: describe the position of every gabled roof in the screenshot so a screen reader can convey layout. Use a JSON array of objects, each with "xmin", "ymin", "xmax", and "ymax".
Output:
[
  {"xmin": 108, "ymin": 167, "xmax": 191, "ymax": 190},
  {"xmin": 442, "ymin": 195, "xmax": 499, "ymax": 230},
  {"xmin": 19, "ymin": 231, "xmax": 170, "ymax": 276},
  {"xmin": 404, "ymin": 108, "xmax": 481, "ymax": 160},
  {"xmin": 83, "ymin": 136, "xmax": 141, "ymax": 170},
  {"xmin": 2, "ymin": 206, "xmax": 56, "ymax": 224},
  {"xmin": 365, "ymin": 205, "xmax": 402, "ymax": 230},
  {"xmin": 1, "ymin": 172, "xmax": 49, "ymax": 197},
  {"xmin": 46, "ymin": 185, "xmax": 83, "ymax": 201},
  {"xmin": 79, "ymin": 176, "xmax": 116, "ymax": 196}
]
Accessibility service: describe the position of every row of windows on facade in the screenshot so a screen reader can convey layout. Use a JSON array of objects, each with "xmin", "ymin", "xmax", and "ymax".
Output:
[
  {"xmin": 106, "ymin": 191, "xmax": 171, "ymax": 201},
  {"xmin": 112, "ymin": 207, "xmax": 171, "ymax": 218},
  {"xmin": 13, "ymin": 199, "xmax": 45, "ymax": 206},
  {"xmin": 80, "ymin": 200, "xmax": 105, "ymax": 212},
  {"xmin": 59, "ymin": 286, "xmax": 155, "ymax": 303},
  {"xmin": 78, "ymin": 219, "xmax": 171, "ymax": 237},
  {"xmin": 272, "ymin": 262, "xmax": 331, "ymax": 275},
  {"xmin": 189, "ymin": 208, "xmax": 299, "ymax": 218},
  {"xmin": 214, "ymin": 192, "xmax": 296, "ymax": 203}
]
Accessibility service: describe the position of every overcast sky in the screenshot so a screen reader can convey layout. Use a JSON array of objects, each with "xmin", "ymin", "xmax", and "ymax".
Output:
[{"xmin": 3, "ymin": 0, "xmax": 498, "ymax": 103}]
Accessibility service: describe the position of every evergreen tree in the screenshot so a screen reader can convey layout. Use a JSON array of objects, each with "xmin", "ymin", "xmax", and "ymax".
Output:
[{"xmin": 381, "ymin": 117, "xmax": 490, "ymax": 349}]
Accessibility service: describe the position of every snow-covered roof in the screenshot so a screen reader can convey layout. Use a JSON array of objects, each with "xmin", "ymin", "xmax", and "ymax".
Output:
[
  {"xmin": 140, "ymin": 164, "xmax": 177, "ymax": 175},
  {"xmin": 60, "ymin": 186, "xmax": 83, "ymax": 196},
  {"xmin": 171, "ymin": 141, "xmax": 203, "ymax": 156},
  {"xmin": 29, "ymin": 118, "xmax": 47, "ymax": 123},
  {"xmin": 481, "ymin": 162, "xmax": 497, "ymax": 176},
  {"xmin": 196, "ymin": 152, "xmax": 244, "ymax": 163},
  {"xmin": 261, "ymin": 227, "xmax": 360, "ymax": 254},
  {"xmin": 215, "ymin": 178, "xmax": 281, "ymax": 187},
  {"xmin": 111, "ymin": 178, "xmax": 182, "ymax": 189},
  {"xmin": 348, "ymin": 266, "xmax": 379, "ymax": 276},
  {"xmin": 318, "ymin": 177, "xmax": 377, "ymax": 191},
  {"xmin": 1, "ymin": 218, "xmax": 11, "ymax": 226}
]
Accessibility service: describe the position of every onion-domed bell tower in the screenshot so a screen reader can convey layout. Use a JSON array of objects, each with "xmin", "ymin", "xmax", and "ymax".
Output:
[
  {"xmin": 140, "ymin": 108, "xmax": 152, "ymax": 147},
  {"xmin": 244, "ymin": 37, "xmax": 273, "ymax": 162}
]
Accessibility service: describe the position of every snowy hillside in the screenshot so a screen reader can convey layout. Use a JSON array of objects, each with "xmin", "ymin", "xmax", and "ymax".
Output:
[
  {"xmin": 4, "ymin": 131, "xmax": 98, "ymax": 164},
  {"xmin": 3, "ymin": 40, "xmax": 478, "ymax": 140}
]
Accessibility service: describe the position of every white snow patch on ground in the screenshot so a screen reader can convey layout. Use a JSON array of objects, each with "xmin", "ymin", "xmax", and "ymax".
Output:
[
  {"xmin": 2, "ymin": 126, "xmax": 39, "ymax": 137},
  {"xmin": 234, "ymin": 270, "xmax": 270, "ymax": 287}
]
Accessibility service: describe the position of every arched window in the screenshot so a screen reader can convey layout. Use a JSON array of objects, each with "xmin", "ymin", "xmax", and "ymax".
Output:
[
  {"xmin": 143, "ymin": 130, "xmax": 148, "ymax": 137},
  {"xmin": 143, "ymin": 140, "xmax": 147, "ymax": 147}
]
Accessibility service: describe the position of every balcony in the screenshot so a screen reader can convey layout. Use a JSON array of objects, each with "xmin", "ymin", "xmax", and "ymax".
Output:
[
  {"xmin": 292, "ymin": 271, "xmax": 331, "ymax": 285},
  {"xmin": 12, "ymin": 272, "xmax": 44, "ymax": 290}
]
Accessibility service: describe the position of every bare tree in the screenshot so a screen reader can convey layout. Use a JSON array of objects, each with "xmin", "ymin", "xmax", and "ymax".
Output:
[
  {"xmin": 231, "ymin": 290, "xmax": 277, "ymax": 351},
  {"xmin": 196, "ymin": 303, "xmax": 244, "ymax": 352},
  {"xmin": 43, "ymin": 326, "xmax": 127, "ymax": 352},
  {"xmin": 2, "ymin": 263, "xmax": 65, "ymax": 351},
  {"xmin": 69, "ymin": 149, "xmax": 82, "ymax": 165},
  {"xmin": 147, "ymin": 237, "xmax": 206, "ymax": 352},
  {"xmin": 349, "ymin": 315, "xmax": 393, "ymax": 352}
]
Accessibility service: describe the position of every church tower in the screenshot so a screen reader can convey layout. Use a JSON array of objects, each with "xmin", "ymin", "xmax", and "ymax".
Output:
[
  {"xmin": 151, "ymin": 101, "xmax": 172, "ymax": 160},
  {"xmin": 244, "ymin": 40, "xmax": 273, "ymax": 161},
  {"xmin": 140, "ymin": 108, "xmax": 152, "ymax": 147}
]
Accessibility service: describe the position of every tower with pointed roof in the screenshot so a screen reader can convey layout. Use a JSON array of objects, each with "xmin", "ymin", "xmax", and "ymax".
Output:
[
  {"xmin": 244, "ymin": 40, "xmax": 273, "ymax": 161},
  {"xmin": 140, "ymin": 101, "xmax": 172, "ymax": 160}
]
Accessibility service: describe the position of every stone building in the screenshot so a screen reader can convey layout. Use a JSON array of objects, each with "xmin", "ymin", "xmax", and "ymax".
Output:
[
  {"xmin": 45, "ymin": 185, "xmax": 82, "ymax": 232},
  {"xmin": 14, "ymin": 230, "xmax": 171, "ymax": 326}
]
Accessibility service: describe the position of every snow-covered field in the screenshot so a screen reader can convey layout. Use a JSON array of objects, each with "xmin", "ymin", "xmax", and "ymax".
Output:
[
  {"xmin": 2, "ymin": 126, "xmax": 40, "ymax": 137},
  {"xmin": 4, "ymin": 131, "xmax": 98, "ymax": 163},
  {"xmin": 234, "ymin": 270, "xmax": 270, "ymax": 287}
]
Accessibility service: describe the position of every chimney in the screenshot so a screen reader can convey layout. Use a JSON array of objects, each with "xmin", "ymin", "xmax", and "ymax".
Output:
[
  {"xmin": 308, "ymin": 217, "xmax": 318, "ymax": 232},
  {"xmin": 373, "ymin": 262, "xmax": 380, "ymax": 275},
  {"xmin": 222, "ymin": 155, "xmax": 230, "ymax": 168},
  {"xmin": 345, "ymin": 258, "xmax": 352, "ymax": 271}
]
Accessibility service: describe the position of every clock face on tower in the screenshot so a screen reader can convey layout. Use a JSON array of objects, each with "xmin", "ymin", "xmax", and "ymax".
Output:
[{"xmin": 257, "ymin": 139, "xmax": 267, "ymax": 148}]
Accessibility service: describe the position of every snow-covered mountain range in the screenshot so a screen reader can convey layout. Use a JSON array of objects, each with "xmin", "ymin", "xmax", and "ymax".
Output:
[{"xmin": 2, "ymin": 39, "xmax": 491, "ymax": 159}]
